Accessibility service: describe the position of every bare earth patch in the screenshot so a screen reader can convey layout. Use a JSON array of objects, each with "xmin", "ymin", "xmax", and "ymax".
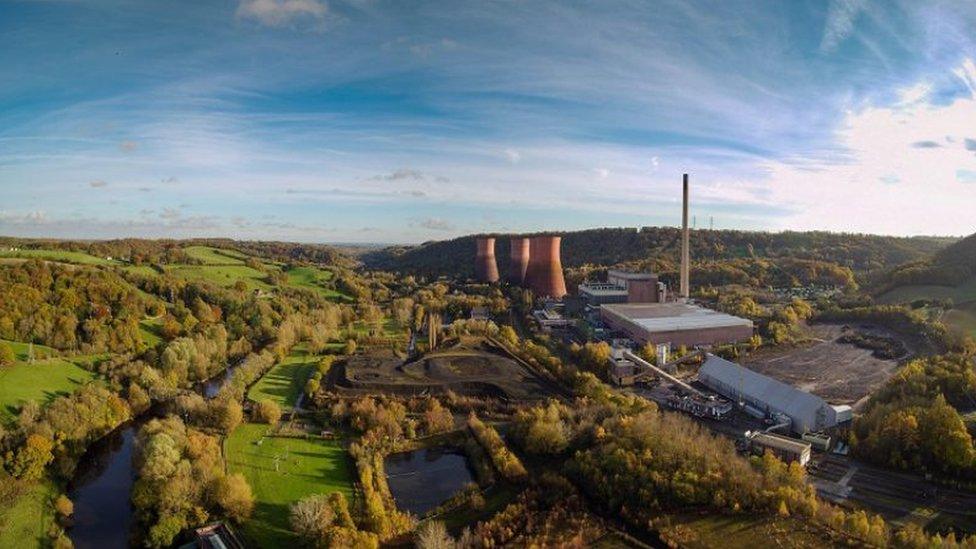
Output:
[{"xmin": 741, "ymin": 323, "xmax": 903, "ymax": 410}]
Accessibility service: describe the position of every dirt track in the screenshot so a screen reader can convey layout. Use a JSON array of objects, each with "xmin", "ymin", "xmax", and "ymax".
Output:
[{"xmin": 741, "ymin": 323, "xmax": 903, "ymax": 410}]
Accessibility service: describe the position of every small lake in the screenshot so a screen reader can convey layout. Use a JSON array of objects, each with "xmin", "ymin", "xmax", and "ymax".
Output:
[
  {"xmin": 68, "ymin": 422, "xmax": 139, "ymax": 549},
  {"xmin": 384, "ymin": 447, "xmax": 475, "ymax": 516}
]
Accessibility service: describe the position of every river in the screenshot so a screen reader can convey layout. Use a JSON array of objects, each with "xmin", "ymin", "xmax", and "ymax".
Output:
[{"xmin": 67, "ymin": 359, "xmax": 243, "ymax": 547}]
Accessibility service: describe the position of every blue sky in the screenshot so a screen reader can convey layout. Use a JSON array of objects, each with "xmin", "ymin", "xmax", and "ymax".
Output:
[{"xmin": 1, "ymin": 0, "xmax": 976, "ymax": 243}]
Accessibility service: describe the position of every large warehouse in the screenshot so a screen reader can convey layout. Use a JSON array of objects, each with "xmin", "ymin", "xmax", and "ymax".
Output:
[
  {"xmin": 698, "ymin": 354, "xmax": 852, "ymax": 434},
  {"xmin": 600, "ymin": 302, "xmax": 753, "ymax": 348}
]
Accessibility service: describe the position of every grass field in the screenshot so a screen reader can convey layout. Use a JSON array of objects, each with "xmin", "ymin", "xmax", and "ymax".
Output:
[
  {"xmin": 944, "ymin": 305, "xmax": 976, "ymax": 340},
  {"xmin": 878, "ymin": 279, "xmax": 976, "ymax": 305},
  {"xmin": 0, "ymin": 248, "xmax": 119, "ymax": 265},
  {"xmin": 657, "ymin": 513, "xmax": 841, "ymax": 548},
  {"xmin": 164, "ymin": 264, "xmax": 272, "ymax": 290},
  {"xmin": 0, "ymin": 341, "xmax": 97, "ymax": 424},
  {"xmin": 0, "ymin": 478, "xmax": 55, "ymax": 549},
  {"xmin": 122, "ymin": 264, "xmax": 159, "ymax": 277},
  {"xmin": 247, "ymin": 349, "xmax": 320, "ymax": 410},
  {"xmin": 285, "ymin": 266, "xmax": 351, "ymax": 301},
  {"xmin": 139, "ymin": 318, "xmax": 164, "ymax": 347},
  {"xmin": 183, "ymin": 245, "xmax": 248, "ymax": 265},
  {"xmin": 226, "ymin": 424, "xmax": 355, "ymax": 547}
]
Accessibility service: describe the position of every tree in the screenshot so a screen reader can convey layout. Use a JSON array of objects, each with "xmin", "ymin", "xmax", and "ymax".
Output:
[
  {"xmin": 211, "ymin": 398, "xmax": 244, "ymax": 433},
  {"xmin": 9, "ymin": 433, "xmax": 55, "ymax": 480},
  {"xmin": 0, "ymin": 341, "xmax": 14, "ymax": 366},
  {"xmin": 343, "ymin": 339, "xmax": 357, "ymax": 355},
  {"xmin": 415, "ymin": 521, "xmax": 454, "ymax": 549},
  {"xmin": 54, "ymin": 495, "xmax": 74, "ymax": 520},
  {"xmin": 254, "ymin": 399, "xmax": 282, "ymax": 425},
  {"xmin": 305, "ymin": 378, "xmax": 320, "ymax": 398},
  {"xmin": 210, "ymin": 473, "xmax": 254, "ymax": 523}
]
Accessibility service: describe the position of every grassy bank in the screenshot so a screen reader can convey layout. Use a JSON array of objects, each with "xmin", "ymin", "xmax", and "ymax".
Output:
[{"xmin": 247, "ymin": 349, "xmax": 320, "ymax": 410}]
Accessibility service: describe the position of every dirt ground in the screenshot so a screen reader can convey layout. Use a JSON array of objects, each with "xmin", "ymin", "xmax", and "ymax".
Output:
[
  {"xmin": 335, "ymin": 338, "xmax": 556, "ymax": 401},
  {"xmin": 741, "ymin": 323, "xmax": 904, "ymax": 410}
]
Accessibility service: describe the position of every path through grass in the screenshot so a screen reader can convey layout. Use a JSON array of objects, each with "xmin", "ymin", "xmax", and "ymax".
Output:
[{"xmin": 225, "ymin": 424, "xmax": 355, "ymax": 547}]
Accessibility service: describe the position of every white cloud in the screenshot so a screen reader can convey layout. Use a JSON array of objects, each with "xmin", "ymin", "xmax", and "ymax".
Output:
[
  {"xmin": 761, "ymin": 59, "xmax": 976, "ymax": 235},
  {"xmin": 237, "ymin": 0, "xmax": 327, "ymax": 28},
  {"xmin": 504, "ymin": 148, "xmax": 521, "ymax": 163},
  {"xmin": 89, "ymin": 180, "xmax": 108, "ymax": 188},
  {"xmin": 820, "ymin": 0, "xmax": 867, "ymax": 52},
  {"xmin": 594, "ymin": 168, "xmax": 610, "ymax": 179}
]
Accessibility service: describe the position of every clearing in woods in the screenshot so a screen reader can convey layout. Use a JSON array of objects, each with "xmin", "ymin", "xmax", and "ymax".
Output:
[
  {"xmin": 247, "ymin": 348, "xmax": 321, "ymax": 410},
  {"xmin": 225, "ymin": 423, "xmax": 355, "ymax": 548},
  {"xmin": 0, "ymin": 340, "xmax": 97, "ymax": 424}
]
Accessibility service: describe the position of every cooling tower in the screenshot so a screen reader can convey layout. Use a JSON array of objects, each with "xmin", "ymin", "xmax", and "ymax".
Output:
[
  {"xmin": 475, "ymin": 237, "xmax": 499, "ymax": 283},
  {"xmin": 680, "ymin": 174, "xmax": 690, "ymax": 301},
  {"xmin": 523, "ymin": 235, "xmax": 567, "ymax": 299},
  {"xmin": 508, "ymin": 237, "xmax": 530, "ymax": 284}
]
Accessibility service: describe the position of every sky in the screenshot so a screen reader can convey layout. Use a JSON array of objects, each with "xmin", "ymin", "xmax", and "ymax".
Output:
[{"xmin": 1, "ymin": 0, "xmax": 976, "ymax": 244}]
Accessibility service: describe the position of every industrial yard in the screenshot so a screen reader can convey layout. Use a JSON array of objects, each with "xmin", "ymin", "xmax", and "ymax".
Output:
[
  {"xmin": 334, "ymin": 337, "xmax": 557, "ymax": 400},
  {"xmin": 741, "ymin": 323, "xmax": 906, "ymax": 409}
]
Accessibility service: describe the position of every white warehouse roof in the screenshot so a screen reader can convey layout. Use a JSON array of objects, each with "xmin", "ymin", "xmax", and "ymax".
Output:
[{"xmin": 698, "ymin": 354, "xmax": 842, "ymax": 434}]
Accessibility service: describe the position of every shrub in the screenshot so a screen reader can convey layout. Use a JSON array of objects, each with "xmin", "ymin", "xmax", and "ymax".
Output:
[{"xmin": 254, "ymin": 399, "xmax": 282, "ymax": 425}]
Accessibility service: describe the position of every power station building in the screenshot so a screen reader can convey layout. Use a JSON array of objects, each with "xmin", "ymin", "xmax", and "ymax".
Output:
[
  {"xmin": 579, "ymin": 270, "xmax": 667, "ymax": 306},
  {"xmin": 698, "ymin": 354, "xmax": 853, "ymax": 435},
  {"xmin": 600, "ymin": 302, "xmax": 753, "ymax": 348}
]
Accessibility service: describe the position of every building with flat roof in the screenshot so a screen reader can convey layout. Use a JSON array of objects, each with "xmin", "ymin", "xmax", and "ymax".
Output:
[
  {"xmin": 699, "ymin": 354, "xmax": 852, "ymax": 435},
  {"xmin": 600, "ymin": 302, "xmax": 753, "ymax": 348},
  {"xmin": 747, "ymin": 432, "xmax": 812, "ymax": 466},
  {"xmin": 579, "ymin": 270, "xmax": 666, "ymax": 306}
]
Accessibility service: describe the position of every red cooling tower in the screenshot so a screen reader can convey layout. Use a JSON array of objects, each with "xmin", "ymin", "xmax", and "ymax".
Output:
[
  {"xmin": 523, "ymin": 235, "xmax": 567, "ymax": 299},
  {"xmin": 508, "ymin": 237, "xmax": 530, "ymax": 284},
  {"xmin": 475, "ymin": 237, "xmax": 499, "ymax": 283}
]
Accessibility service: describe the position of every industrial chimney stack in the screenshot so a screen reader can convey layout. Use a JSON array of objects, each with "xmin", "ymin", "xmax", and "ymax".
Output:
[
  {"xmin": 680, "ymin": 174, "xmax": 690, "ymax": 301},
  {"xmin": 523, "ymin": 235, "xmax": 567, "ymax": 299},
  {"xmin": 475, "ymin": 237, "xmax": 499, "ymax": 283},
  {"xmin": 508, "ymin": 237, "xmax": 530, "ymax": 284}
]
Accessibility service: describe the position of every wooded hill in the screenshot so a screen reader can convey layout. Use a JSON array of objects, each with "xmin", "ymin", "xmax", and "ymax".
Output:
[
  {"xmin": 363, "ymin": 227, "xmax": 953, "ymax": 283},
  {"xmin": 884, "ymin": 231, "xmax": 976, "ymax": 288}
]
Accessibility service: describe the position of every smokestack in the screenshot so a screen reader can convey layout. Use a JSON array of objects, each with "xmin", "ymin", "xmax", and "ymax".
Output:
[
  {"xmin": 523, "ymin": 235, "xmax": 567, "ymax": 299},
  {"xmin": 680, "ymin": 174, "xmax": 690, "ymax": 301},
  {"xmin": 508, "ymin": 237, "xmax": 530, "ymax": 284},
  {"xmin": 475, "ymin": 237, "xmax": 499, "ymax": 283}
]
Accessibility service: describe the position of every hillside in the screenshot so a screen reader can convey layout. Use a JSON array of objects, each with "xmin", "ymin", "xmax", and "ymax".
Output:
[
  {"xmin": 362, "ymin": 227, "xmax": 953, "ymax": 282},
  {"xmin": 884, "ymin": 232, "xmax": 976, "ymax": 288}
]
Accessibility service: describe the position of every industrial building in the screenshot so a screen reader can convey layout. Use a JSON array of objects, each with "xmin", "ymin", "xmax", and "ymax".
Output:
[
  {"xmin": 698, "ymin": 354, "xmax": 853, "ymax": 435},
  {"xmin": 600, "ymin": 302, "xmax": 753, "ymax": 348},
  {"xmin": 578, "ymin": 270, "xmax": 666, "ymax": 306},
  {"xmin": 746, "ymin": 432, "xmax": 812, "ymax": 466},
  {"xmin": 475, "ymin": 237, "xmax": 499, "ymax": 283}
]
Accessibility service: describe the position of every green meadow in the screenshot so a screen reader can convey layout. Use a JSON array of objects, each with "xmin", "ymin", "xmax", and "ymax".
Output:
[{"xmin": 225, "ymin": 424, "xmax": 355, "ymax": 548}]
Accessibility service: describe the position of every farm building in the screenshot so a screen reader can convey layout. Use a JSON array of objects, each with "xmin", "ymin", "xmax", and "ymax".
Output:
[{"xmin": 698, "ymin": 354, "xmax": 852, "ymax": 435}]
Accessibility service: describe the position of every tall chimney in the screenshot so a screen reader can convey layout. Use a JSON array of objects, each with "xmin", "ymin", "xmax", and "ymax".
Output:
[
  {"xmin": 475, "ymin": 237, "xmax": 499, "ymax": 283},
  {"xmin": 680, "ymin": 174, "xmax": 690, "ymax": 301},
  {"xmin": 523, "ymin": 235, "xmax": 567, "ymax": 299},
  {"xmin": 508, "ymin": 237, "xmax": 530, "ymax": 284}
]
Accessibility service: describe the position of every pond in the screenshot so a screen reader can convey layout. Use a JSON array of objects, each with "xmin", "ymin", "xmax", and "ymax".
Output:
[
  {"xmin": 384, "ymin": 447, "xmax": 475, "ymax": 516},
  {"xmin": 67, "ymin": 422, "xmax": 139, "ymax": 549}
]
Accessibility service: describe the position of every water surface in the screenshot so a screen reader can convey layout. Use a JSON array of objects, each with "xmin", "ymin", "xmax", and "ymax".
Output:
[{"xmin": 384, "ymin": 447, "xmax": 475, "ymax": 516}]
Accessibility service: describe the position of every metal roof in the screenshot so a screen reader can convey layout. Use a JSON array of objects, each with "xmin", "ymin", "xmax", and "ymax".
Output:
[
  {"xmin": 699, "ymin": 354, "xmax": 827, "ymax": 427},
  {"xmin": 602, "ymin": 303, "xmax": 753, "ymax": 333}
]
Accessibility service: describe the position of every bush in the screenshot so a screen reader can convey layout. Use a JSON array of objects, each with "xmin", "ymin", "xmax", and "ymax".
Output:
[
  {"xmin": 53, "ymin": 495, "xmax": 74, "ymax": 519},
  {"xmin": 210, "ymin": 473, "xmax": 254, "ymax": 523},
  {"xmin": 0, "ymin": 342, "xmax": 14, "ymax": 366},
  {"xmin": 254, "ymin": 399, "xmax": 282, "ymax": 425}
]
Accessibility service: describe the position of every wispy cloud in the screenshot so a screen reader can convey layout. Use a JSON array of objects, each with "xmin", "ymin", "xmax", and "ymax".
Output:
[{"xmin": 820, "ymin": 0, "xmax": 867, "ymax": 52}]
